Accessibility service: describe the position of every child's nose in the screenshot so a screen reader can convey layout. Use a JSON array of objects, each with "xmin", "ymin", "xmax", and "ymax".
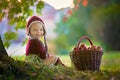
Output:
[
  {"xmin": 37, "ymin": 30, "xmax": 40, "ymax": 33},
  {"xmin": 37, "ymin": 31, "xmax": 43, "ymax": 34}
]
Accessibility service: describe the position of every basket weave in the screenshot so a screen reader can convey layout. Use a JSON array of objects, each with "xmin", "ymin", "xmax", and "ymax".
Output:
[{"xmin": 70, "ymin": 36, "xmax": 103, "ymax": 71}]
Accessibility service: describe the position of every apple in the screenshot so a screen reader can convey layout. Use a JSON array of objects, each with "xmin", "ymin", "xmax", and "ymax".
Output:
[
  {"xmin": 91, "ymin": 46, "xmax": 97, "ymax": 51},
  {"xmin": 97, "ymin": 46, "xmax": 103, "ymax": 51},
  {"xmin": 79, "ymin": 43, "xmax": 87, "ymax": 51},
  {"xmin": 73, "ymin": 46, "xmax": 80, "ymax": 54},
  {"xmin": 87, "ymin": 47, "xmax": 91, "ymax": 51},
  {"xmin": 73, "ymin": 46, "xmax": 77, "ymax": 51}
]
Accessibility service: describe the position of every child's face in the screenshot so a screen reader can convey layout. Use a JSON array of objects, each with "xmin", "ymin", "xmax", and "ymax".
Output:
[{"xmin": 29, "ymin": 22, "xmax": 44, "ymax": 39}]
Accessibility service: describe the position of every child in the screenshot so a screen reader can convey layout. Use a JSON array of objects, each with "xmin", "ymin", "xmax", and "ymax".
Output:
[{"xmin": 25, "ymin": 15, "xmax": 65, "ymax": 66}]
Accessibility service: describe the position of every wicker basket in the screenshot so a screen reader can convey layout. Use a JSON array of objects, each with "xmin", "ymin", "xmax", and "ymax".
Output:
[{"xmin": 70, "ymin": 36, "xmax": 103, "ymax": 71}]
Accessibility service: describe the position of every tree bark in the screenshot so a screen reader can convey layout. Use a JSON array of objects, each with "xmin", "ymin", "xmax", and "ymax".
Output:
[{"xmin": 0, "ymin": 35, "xmax": 8, "ymax": 56}]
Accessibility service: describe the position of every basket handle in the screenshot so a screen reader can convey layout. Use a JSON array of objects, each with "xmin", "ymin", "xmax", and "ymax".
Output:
[{"xmin": 76, "ymin": 36, "xmax": 93, "ymax": 51}]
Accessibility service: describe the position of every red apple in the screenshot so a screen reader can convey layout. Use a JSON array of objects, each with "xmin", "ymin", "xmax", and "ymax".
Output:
[
  {"xmin": 73, "ymin": 46, "xmax": 80, "ymax": 54},
  {"xmin": 87, "ymin": 47, "xmax": 91, "ymax": 51},
  {"xmin": 79, "ymin": 43, "xmax": 87, "ymax": 51},
  {"xmin": 73, "ymin": 46, "xmax": 77, "ymax": 51},
  {"xmin": 97, "ymin": 46, "xmax": 103, "ymax": 51},
  {"xmin": 91, "ymin": 46, "xmax": 97, "ymax": 51}
]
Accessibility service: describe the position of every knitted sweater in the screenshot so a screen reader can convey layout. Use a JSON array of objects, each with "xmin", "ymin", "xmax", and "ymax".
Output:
[{"xmin": 26, "ymin": 39, "xmax": 47, "ymax": 59}]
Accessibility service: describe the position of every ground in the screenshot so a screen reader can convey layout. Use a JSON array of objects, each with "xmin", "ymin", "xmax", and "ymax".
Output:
[{"xmin": 0, "ymin": 51, "xmax": 120, "ymax": 80}]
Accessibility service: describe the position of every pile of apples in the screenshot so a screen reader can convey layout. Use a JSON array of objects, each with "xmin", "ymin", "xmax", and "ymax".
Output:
[{"xmin": 73, "ymin": 43, "xmax": 103, "ymax": 53}]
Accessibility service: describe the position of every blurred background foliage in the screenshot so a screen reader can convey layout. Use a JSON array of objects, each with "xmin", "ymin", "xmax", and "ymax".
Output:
[
  {"xmin": 54, "ymin": 0, "xmax": 120, "ymax": 54},
  {"xmin": 87, "ymin": 3, "xmax": 120, "ymax": 51},
  {"xmin": 0, "ymin": 0, "xmax": 120, "ymax": 55}
]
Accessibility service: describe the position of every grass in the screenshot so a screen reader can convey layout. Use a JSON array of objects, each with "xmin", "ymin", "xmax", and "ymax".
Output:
[
  {"xmin": 3, "ymin": 51, "xmax": 119, "ymax": 80},
  {"xmin": 11, "ymin": 51, "xmax": 120, "ymax": 70},
  {"xmin": 101, "ymin": 51, "xmax": 120, "ymax": 71}
]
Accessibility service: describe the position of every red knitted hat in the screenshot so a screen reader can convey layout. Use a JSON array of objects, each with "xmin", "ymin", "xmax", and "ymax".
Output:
[{"xmin": 26, "ymin": 15, "xmax": 45, "ymax": 35}]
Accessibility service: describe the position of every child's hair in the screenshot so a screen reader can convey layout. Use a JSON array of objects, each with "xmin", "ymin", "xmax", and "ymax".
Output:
[{"xmin": 26, "ymin": 15, "xmax": 46, "ymax": 36}]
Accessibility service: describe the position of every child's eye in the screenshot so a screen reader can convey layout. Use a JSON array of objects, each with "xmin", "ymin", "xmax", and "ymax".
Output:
[
  {"xmin": 33, "ymin": 29, "xmax": 37, "ymax": 31},
  {"xmin": 40, "ymin": 29, "xmax": 43, "ymax": 31}
]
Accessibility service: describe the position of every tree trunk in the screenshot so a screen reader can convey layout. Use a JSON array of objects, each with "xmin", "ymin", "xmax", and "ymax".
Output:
[{"xmin": 0, "ymin": 35, "xmax": 8, "ymax": 56}]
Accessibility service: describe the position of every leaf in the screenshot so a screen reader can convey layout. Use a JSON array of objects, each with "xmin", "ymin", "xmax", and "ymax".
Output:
[
  {"xmin": 36, "ymin": 1, "xmax": 44, "ymax": 15},
  {"xmin": 15, "ymin": 21, "xmax": 26, "ymax": 30},
  {"xmin": 0, "ymin": 13, "xmax": 5, "ymax": 22},
  {"xmin": 8, "ymin": 18, "xmax": 15, "ymax": 25},
  {"xmin": 4, "ymin": 32, "xmax": 18, "ymax": 40},
  {"xmin": 4, "ymin": 41, "xmax": 10, "ymax": 48}
]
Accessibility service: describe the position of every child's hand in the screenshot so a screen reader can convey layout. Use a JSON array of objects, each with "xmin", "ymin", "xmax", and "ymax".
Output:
[{"xmin": 46, "ymin": 53, "xmax": 49, "ymax": 58}]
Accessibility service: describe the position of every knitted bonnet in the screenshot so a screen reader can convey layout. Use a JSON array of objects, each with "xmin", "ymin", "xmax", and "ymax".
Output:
[{"xmin": 26, "ymin": 15, "xmax": 46, "ymax": 36}]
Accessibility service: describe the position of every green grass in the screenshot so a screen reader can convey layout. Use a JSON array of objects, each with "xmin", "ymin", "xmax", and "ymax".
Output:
[
  {"xmin": 1, "ymin": 52, "xmax": 120, "ymax": 80},
  {"xmin": 101, "ymin": 51, "xmax": 120, "ymax": 71},
  {"xmin": 59, "ymin": 55, "xmax": 71, "ymax": 67},
  {"xmin": 12, "ymin": 55, "xmax": 26, "ymax": 61},
  {"xmin": 12, "ymin": 51, "xmax": 120, "ymax": 71}
]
